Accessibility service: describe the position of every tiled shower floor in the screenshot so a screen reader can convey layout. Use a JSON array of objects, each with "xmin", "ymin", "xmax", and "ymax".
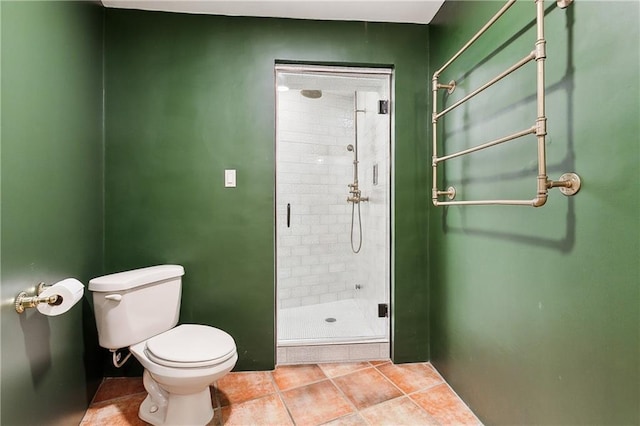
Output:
[
  {"xmin": 81, "ymin": 360, "xmax": 482, "ymax": 425},
  {"xmin": 278, "ymin": 299, "xmax": 385, "ymax": 344}
]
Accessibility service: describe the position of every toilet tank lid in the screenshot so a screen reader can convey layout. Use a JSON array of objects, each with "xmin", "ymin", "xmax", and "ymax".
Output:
[{"xmin": 89, "ymin": 265, "xmax": 185, "ymax": 292}]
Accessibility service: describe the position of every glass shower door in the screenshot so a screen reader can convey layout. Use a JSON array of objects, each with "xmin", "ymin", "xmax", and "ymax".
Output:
[{"xmin": 275, "ymin": 65, "xmax": 392, "ymax": 362}]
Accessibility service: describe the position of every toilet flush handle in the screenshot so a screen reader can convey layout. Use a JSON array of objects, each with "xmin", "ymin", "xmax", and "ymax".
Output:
[{"xmin": 104, "ymin": 294, "xmax": 122, "ymax": 302}]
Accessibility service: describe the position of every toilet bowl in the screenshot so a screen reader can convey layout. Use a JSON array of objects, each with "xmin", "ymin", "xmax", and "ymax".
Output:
[
  {"xmin": 130, "ymin": 325, "xmax": 237, "ymax": 425},
  {"xmin": 89, "ymin": 265, "xmax": 238, "ymax": 426}
]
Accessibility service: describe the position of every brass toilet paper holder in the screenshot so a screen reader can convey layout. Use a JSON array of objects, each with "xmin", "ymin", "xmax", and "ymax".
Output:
[{"xmin": 15, "ymin": 282, "xmax": 61, "ymax": 314}]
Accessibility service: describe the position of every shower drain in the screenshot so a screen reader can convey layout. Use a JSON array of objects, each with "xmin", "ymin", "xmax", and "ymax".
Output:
[{"xmin": 325, "ymin": 317, "xmax": 337, "ymax": 323}]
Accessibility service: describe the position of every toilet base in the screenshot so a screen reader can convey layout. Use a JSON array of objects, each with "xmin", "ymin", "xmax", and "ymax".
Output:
[{"xmin": 138, "ymin": 387, "xmax": 214, "ymax": 426}]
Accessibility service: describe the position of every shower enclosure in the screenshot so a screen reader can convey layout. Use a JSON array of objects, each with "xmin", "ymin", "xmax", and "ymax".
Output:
[{"xmin": 275, "ymin": 65, "xmax": 392, "ymax": 364}]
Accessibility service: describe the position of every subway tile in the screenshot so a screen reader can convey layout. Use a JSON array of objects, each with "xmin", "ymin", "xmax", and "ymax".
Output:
[
  {"xmin": 276, "ymin": 347, "xmax": 288, "ymax": 364},
  {"xmin": 319, "ymin": 293, "xmax": 339, "ymax": 303},
  {"xmin": 291, "ymin": 265, "xmax": 311, "ymax": 277},
  {"xmin": 279, "ymin": 298, "xmax": 301, "ymax": 309},
  {"xmin": 279, "ymin": 235, "xmax": 302, "ymax": 247},
  {"xmin": 348, "ymin": 343, "xmax": 385, "ymax": 361},
  {"xmin": 291, "ymin": 286, "xmax": 311, "ymax": 298},
  {"xmin": 329, "ymin": 282, "xmax": 348, "ymax": 292},
  {"xmin": 284, "ymin": 346, "xmax": 323, "ymax": 364},
  {"xmin": 310, "ymin": 264, "xmax": 329, "ymax": 275},
  {"xmin": 300, "ymin": 256, "xmax": 322, "ymax": 266},
  {"xmin": 317, "ymin": 345, "xmax": 351, "ymax": 362},
  {"xmin": 277, "ymin": 287, "xmax": 291, "ymax": 299},
  {"xmin": 307, "ymin": 244, "xmax": 329, "ymax": 256},
  {"xmin": 320, "ymin": 215, "xmax": 339, "ymax": 225},
  {"xmin": 299, "ymin": 274, "xmax": 321, "ymax": 286},
  {"xmin": 290, "ymin": 225, "xmax": 312, "ymax": 236},
  {"xmin": 277, "ymin": 268, "xmax": 292, "ymax": 279},
  {"xmin": 310, "ymin": 284, "xmax": 329, "ymax": 295},
  {"xmin": 300, "ymin": 234, "xmax": 320, "ymax": 245},
  {"xmin": 277, "ymin": 246, "xmax": 292, "ymax": 257},
  {"xmin": 338, "ymin": 234, "xmax": 351, "ymax": 243},
  {"xmin": 338, "ymin": 289, "xmax": 356, "ymax": 300},
  {"xmin": 292, "ymin": 246, "xmax": 311, "ymax": 256},
  {"xmin": 310, "ymin": 224, "xmax": 330, "ymax": 235},
  {"xmin": 278, "ymin": 277, "xmax": 301, "ymax": 289},
  {"xmin": 300, "ymin": 295, "xmax": 320, "ymax": 306},
  {"xmin": 329, "ymin": 263, "xmax": 346, "ymax": 273}
]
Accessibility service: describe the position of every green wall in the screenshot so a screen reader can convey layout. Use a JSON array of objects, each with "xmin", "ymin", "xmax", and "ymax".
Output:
[
  {"xmin": 429, "ymin": 1, "xmax": 639, "ymax": 424},
  {"xmin": 104, "ymin": 10, "xmax": 430, "ymax": 370},
  {"xmin": 1, "ymin": 1, "xmax": 637, "ymax": 423},
  {"xmin": 0, "ymin": 1, "xmax": 104, "ymax": 424}
]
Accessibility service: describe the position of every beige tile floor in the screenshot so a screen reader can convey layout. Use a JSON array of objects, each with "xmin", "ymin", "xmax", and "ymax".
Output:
[{"xmin": 81, "ymin": 361, "xmax": 482, "ymax": 425}]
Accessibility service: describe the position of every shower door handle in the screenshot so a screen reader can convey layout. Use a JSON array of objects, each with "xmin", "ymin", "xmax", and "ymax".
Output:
[{"xmin": 287, "ymin": 203, "xmax": 291, "ymax": 228}]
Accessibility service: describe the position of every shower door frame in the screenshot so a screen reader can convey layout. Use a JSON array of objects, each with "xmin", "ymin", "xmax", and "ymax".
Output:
[{"xmin": 274, "ymin": 63, "xmax": 395, "ymax": 364}]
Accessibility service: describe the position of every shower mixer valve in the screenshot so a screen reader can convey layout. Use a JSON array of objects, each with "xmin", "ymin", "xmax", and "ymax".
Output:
[{"xmin": 347, "ymin": 182, "xmax": 369, "ymax": 203}]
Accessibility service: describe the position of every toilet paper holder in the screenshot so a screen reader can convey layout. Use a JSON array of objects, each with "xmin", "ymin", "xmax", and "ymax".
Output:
[{"xmin": 15, "ymin": 282, "xmax": 62, "ymax": 314}]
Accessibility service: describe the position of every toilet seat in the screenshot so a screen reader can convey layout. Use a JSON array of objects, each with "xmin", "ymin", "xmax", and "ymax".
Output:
[{"xmin": 144, "ymin": 324, "xmax": 236, "ymax": 368}]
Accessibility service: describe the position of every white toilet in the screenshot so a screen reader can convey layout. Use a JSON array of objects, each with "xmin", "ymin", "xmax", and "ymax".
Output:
[{"xmin": 89, "ymin": 265, "xmax": 237, "ymax": 426}]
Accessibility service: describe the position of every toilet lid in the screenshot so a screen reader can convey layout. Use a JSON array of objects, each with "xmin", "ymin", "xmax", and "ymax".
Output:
[{"xmin": 145, "ymin": 324, "xmax": 236, "ymax": 368}]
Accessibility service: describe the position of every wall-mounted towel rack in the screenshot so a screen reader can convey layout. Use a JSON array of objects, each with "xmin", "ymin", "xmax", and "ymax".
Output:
[{"xmin": 431, "ymin": 0, "xmax": 580, "ymax": 207}]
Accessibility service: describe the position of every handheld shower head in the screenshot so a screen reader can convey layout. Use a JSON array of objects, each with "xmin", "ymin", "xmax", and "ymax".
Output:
[{"xmin": 347, "ymin": 144, "xmax": 354, "ymax": 152}]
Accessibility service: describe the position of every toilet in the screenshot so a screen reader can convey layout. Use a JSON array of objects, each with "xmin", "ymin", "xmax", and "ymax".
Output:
[{"xmin": 89, "ymin": 265, "xmax": 237, "ymax": 426}]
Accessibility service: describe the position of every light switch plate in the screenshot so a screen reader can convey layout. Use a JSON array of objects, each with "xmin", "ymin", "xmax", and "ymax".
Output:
[{"xmin": 224, "ymin": 169, "xmax": 236, "ymax": 187}]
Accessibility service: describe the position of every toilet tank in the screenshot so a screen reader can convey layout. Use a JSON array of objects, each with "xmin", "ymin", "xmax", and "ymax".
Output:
[{"xmin": 89, "ymin": 265, "xmax": 185, "ymax": 350}]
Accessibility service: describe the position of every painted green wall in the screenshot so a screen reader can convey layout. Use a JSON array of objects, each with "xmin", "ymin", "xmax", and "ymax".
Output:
[
  {"xmin": 429, "ymin": 1, "xmax": 639, "ymax": 424},
  {"xmin": 104, "ymin": 10, "xmax": 430, "ymax": 370},
  {"xmin": 0, "ymin": 1, "xmax": 104, "ymax": 424}
]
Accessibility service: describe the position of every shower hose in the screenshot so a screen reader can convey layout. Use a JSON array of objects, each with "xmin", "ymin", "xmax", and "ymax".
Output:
[{"xmin": 350, "ymin": 201, "xmax": 363, "ymax": 253}]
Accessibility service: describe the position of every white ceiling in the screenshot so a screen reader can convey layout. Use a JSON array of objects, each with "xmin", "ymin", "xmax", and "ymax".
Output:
[{"xmin": 101, "ymin": 0, "xmax": 446, "ymax": 25}]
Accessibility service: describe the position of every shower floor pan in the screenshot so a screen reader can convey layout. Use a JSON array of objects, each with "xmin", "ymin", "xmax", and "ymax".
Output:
[
  {"xmin": 277, "ymin": 299, "xmax": 389, "ymax": 364},
  {"xmin": 278, "ymin": 299, "xmax": 386, "ymax": 344}
]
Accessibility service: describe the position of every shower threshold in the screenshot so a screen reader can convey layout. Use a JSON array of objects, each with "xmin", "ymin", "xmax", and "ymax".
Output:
[
  {"xmin": 278, "ymin": 337, "xmax": 388, "ymax": 347},
  {"xmin": 277, "ymin": 341, "xmax": 390, "ymax": 365}
]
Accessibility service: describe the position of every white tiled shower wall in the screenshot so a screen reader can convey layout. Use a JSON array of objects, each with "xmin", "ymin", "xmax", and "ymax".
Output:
[
  {"xmin": 277, "ymin": 89, "xmax": 389, "ymax": 341},
  {"xmin": 277, "ymin": 90, "xmax": 356, "ymax": 309}
]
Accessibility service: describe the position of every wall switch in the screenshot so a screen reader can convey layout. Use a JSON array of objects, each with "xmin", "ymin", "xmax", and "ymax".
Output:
[{"xmin": 224, "ymin": 169, "xmax": 236, "ymax": 187}]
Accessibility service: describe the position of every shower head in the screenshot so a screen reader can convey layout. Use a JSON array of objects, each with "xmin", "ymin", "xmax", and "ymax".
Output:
[
  {"xmin": 346, "ymin": 144, "xmax": 354, "ymax": 152},
  {"xmin": 300, "ymin": 89, "xmax": 322, "ymax": 99}
]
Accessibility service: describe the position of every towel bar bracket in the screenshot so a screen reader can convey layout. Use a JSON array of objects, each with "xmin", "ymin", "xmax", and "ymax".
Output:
[
  {"xmin": 436, "ymin": 187, "xmax": 456, "ymax": 200},
  {"xmin": 437, "ymin": 80, "xmax": 456, "ymax": 94},
  {"xmin": 552, "ymin": 173, "xmax": 581, "ymax": 196}
]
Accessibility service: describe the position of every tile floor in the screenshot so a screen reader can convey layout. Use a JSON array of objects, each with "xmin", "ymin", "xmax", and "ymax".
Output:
[{"xmin": 80, "ymin": 361, "xmax": 482, "ymax": 426}]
